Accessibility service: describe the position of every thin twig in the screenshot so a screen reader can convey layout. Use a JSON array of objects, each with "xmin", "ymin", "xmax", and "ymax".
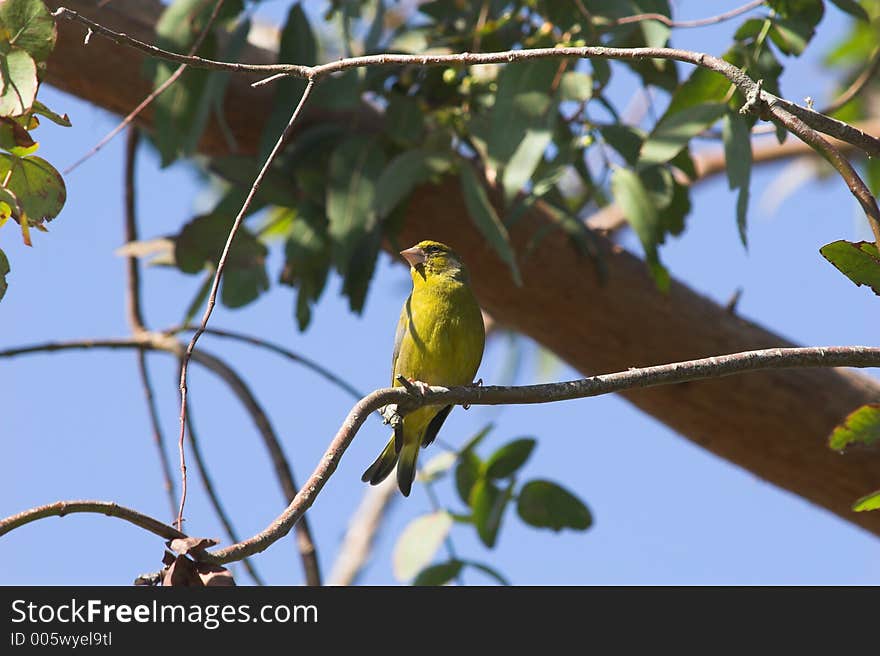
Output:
[
  {"xmin": 175, "ymin": 324, "xmax": 365, "ymax": 401},
  {"xmin": 612, "ymin": 0, "xmax": 765, "ymax": 29},
  {"xmin": 767, "ymin": 104, "xmax": 880, "ymax": 243},
  {"xmin": 5, "ymin": 344, "xmax": 880, "ymax": 562},
  {"xmin": 0, "ymin": 500, "xmax": 185, "ymax": 540},
  {"xmin": 186, "ymin": 402, "xmax": 265, "ymax": 585},
  {"xmin": 123, "ymin": 129, "xmax": 145, "ymax": 332},
  {"xmin": 64, "ymin": 0, "xmax": 227, "ymax": 174}
]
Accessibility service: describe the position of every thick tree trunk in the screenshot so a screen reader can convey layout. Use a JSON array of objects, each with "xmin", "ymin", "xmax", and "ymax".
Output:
[{"xmin": 44, "ymin": 1, "xmax": 880, "ymax": 534}]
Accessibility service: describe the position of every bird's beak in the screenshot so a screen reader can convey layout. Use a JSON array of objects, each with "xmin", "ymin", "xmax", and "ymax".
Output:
[{"xmin": 400, "ymin": 246, "xmax": 426, "ymax": 267}]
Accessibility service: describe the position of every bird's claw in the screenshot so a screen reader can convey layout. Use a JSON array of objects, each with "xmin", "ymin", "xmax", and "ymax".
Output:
[
  {"xmin": 463, "ymin": 378, "xmax": 483, "ymax": 410},
  {"xmin": 396, "ymin": 375, "xmax": 431, "ymax": 397}
]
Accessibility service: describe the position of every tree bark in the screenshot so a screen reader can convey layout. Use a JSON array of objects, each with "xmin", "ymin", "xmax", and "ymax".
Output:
[{"xmin": 44, "ymin": 0, "xmax": 880, "ymax": 535}]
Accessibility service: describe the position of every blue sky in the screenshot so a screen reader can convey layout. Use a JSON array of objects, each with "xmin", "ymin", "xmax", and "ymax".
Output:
[{"xmin": 2, "ymin": 1, "xmax": 879, "ymax": 585}]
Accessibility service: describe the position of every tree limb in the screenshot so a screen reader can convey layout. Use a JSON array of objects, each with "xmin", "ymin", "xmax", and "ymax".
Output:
[{"xmin": 5, "ymin": 344, "xmax": 879, "ymax": 563}]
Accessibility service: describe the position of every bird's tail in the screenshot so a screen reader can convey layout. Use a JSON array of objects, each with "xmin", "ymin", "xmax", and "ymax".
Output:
[
  {"xmin": 361, "ymin": 435, "xmax": 399, "ymax": 486},
  {"xmin": 396, "ymin": 440, "xmax": 420, "ymax": 498}
]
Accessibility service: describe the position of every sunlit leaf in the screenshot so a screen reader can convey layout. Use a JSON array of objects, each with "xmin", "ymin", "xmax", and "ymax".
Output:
[
  {"xmin": 392, "ymin": 511, "xmax": 453, "ymax": 581},
  {"xmin": 0, "ymin": 153, "xmax": 65, "ymax": 227},
  {"xmin": 0, "ymin": 0, "xmax": 57, "ymax": 63},
  {"xmin": 828, "ymin": 404, "xmax": 880, "ymax": 451},
  {"xmin": 853, "ymin": 490, "xmax": 880, "ymax": 512},
  {"xmin": 640, "ymin": 103, "xmax": 726, "ymax": 166},
  {"xmin": 610, "ymin": 166, "xmax": 668, "ymax": 290},
  {"xmin": 819, "ymin": 240, "xmax": 880, "ymax": 295},
  {"xmin": 0, "ymin": 48, "xmax": 37, "ymax": 117}
]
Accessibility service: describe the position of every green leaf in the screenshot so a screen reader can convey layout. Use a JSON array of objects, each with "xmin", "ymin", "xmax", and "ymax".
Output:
[
  {"xmin": 173, "ymin": 212, "xmax": 268, "ymax": 307},
  {"xmin": 455, "ymin": 449, "xmax": 482, "ymax": 508},
  {"xmin": 769, "ymin": 17, "xmax": 813, "ymax": 56},
  {"xmin": 0, "ymin": 153, "xmax": 65, "ymax": 227},
  {"xmin": 502, "ymin": 127, "xmax": 553, "ymax": 202},
  {"xmin": 853, "ymin": 490, "xmax": 880, "ymax": 512},
  {"xmin": 412, "ymin": 559, "xmax": 463, "ymax": 586},
  {"xmin": 828, "ymin": 404, "xmax": 880, "ymax": 451},
  {"xmin": 259, "ymin": 3, "xmax": 317, "ymax": 160},
  {"xmin": 327, "ymin": 136, "xmax": 385, "ymax": 274},
  {"xmin": 0, "ymin": 247, "xmax": 8, "ymax": 301},
  {"xmin": 558, "ymin": 71, "xmax": 593, "ymax": 102},
  {"xmin": 599, "ymin": 124, "xmax": 644, "ymax": 166},
  {"xmin": 666, "ymin": 66, "xmax": 731, "ymax": 116},
  {"xmin": 459, "ymin": 165, "xmax": 522, "ymax": 285},
  {"xmin": 0, "ymin": 48, "xmax": 37, "ymax": 117},
  {"xmin": 610, "ymin": 166, "xmax": 668, "ymax": 291},
  {"xmin": 374, "ymin": 149, "xmax": 451, "ymax": 219},
  {"xmin": 485, "ymin": 438, "xmax": 536, "ymax": 479},
  {"xmin": 464, "ymin": 561, "xmax": 511, "ymax": 586},
  {"xmin": 640, "ymin": 103, "xmax": 726, "ymax": 166},
  {"xmin": 819, "ymin": 240, "xmax": 880, "ymax": 295},
  {"xmin": 0, "ymin": 0, "xmax": 57, "ymax": 63},
  {"xmin": 517, "ymin": 479, "xmax": 593, "ymax": 531},
  {"xmin": 418, "ymin": 451, "xmax": 457, "ymax": 483},
  {"xmin": 30, "ymin": 100, "xmax": 70, "ymax": 127},
  {"xmin": 470, "ymin": 478, "xmax": 511, "ymax": 548},
  {"xmin": 280, "ymin": 202, "xmax": 331, "ymax": 330},
  {"xmin": 385, "ymin": 94, "xmax": 425, "ymax": 145},
  {"xmin": 150, "ymin": 0, "xmax": 245, "ymax": 165},
  {"xmin": 828, "ymin": 0, "xmax": 870, "ymax": 21},
  {"xmin": 722, "ymin": 112, "xmax": 752, "ymax": 247},
  {"xmin": 488, "ymin": 59, "xmax": 559, "ymax": 168},
  {"xmin": 0, "ymin": 116, "xmax": 35, "ymax": 152},
  {"xmin": 392, "ymin": 511, "xmax": 453, "ymax": 581}
]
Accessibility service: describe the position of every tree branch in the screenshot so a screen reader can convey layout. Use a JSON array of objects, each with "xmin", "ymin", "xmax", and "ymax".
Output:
[
  {"xmin": 5, "ymin": 344, "xmax": 880, "ymax": 565},
  {"xmin": 0, "ymin": 500, "xmax": 184, "ymax": 541}
]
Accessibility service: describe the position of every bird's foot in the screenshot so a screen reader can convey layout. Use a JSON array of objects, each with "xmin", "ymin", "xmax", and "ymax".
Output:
[
  {"xmin": 380, "ymin": 404, "xmax": 400, "ymax": 425},
  {"xmin": 463, "ymin": 378, "xmax": 483, "ymax": 410},
  {"xmin": 396, "ymin": 375, "xmax": 431, "ymax": 397}
]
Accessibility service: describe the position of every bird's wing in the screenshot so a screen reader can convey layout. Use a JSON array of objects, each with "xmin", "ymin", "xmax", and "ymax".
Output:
[{"xmin": 390, "ymin": 295, "xmax": 410, "ymax": 383}]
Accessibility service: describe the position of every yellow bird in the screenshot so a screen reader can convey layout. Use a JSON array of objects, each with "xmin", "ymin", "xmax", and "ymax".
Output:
[{"xmin": 362, "ymin": 240, "xmax": 485, "ymax": 497}]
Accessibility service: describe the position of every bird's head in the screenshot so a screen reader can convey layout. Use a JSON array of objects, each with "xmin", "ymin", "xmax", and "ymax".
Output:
[{"xmin": 400, "ymin": 240, "xmax": 467, "ymax": 281}]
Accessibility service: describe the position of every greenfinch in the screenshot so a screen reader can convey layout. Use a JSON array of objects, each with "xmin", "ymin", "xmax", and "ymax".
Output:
[{"xmin": 362, "ymin": 240, "xmax": 485, "ymax": 497}]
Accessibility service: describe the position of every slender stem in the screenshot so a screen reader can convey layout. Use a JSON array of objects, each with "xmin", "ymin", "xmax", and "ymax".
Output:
[
  {"xmin": 612, "ymin": 0, "xmax": 765, "ymax": 29},
  {"xmin": 175, "ymin": 324, "xmax": 365, "ymax": 401},
  {"xmin": 174, "ymin": 77, "xmax": 316, "ymax": 547}
]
